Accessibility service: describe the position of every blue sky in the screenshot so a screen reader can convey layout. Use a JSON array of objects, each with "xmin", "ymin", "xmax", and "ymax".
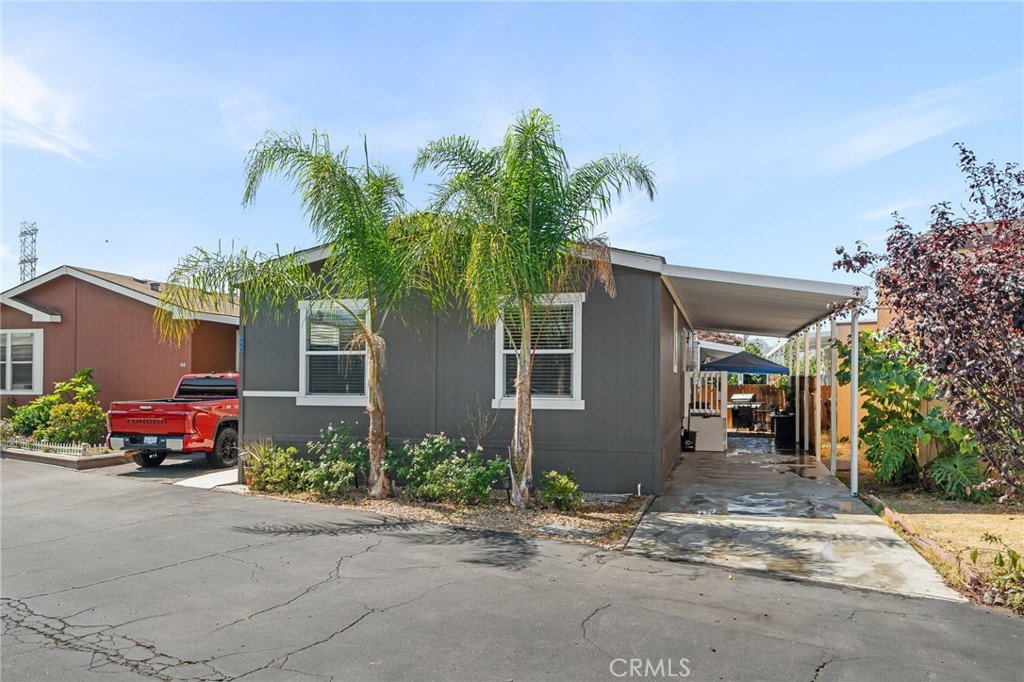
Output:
[{"xmin": 2, "ymin": 2, "xmax": 1022, "ymax": 295}]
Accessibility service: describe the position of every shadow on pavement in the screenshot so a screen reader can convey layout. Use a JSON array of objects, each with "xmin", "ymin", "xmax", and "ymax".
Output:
[{"xmin": 232, "ymin": 517, "xmax": 539, "ymax": 571}]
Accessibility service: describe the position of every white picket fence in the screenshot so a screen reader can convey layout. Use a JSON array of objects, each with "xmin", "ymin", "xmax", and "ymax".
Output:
[{"xmin": 1, "ymin": 439, "xmax": 107, "ymax": 457}]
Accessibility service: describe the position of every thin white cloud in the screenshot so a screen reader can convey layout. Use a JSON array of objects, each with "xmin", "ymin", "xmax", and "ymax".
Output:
[
  {"xmin": 858, "ymin": 198, "xmax": 926, "ymax": 221},
  {"xmin": 1, "ymin": 58, "xmax": 92, "ymax": 161},
  {"xmin": 803, "ymin": 71, "xmax": 1020, "ymax": 174},
  {"xmin": 218, "ymin": 88, "xmax": 286, "ymax": 152},
  {"xmin": 597, "ymin": 193, "xmax": 678, "ymax": 256}
]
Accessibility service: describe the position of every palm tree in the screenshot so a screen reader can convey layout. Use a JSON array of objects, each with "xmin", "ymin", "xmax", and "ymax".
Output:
[
  {"xmin": 413, "ymin": 109, "xmax": 656, "ymax": 506},
  {"xmin": 157, "ymin": 130, "xmax": 417, "ymax": 498}
]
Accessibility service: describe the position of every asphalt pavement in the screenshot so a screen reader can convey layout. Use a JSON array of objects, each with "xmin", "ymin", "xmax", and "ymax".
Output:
[{"xmin": 2, "ymin": 458, "xmax": 1021, "ymax": 682}]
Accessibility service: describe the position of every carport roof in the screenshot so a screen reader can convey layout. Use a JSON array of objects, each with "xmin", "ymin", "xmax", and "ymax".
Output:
[
  {"xmin": 661, "ymin": 263, "xmax": 862, "ymax": 337},
  {"xmin": 607, "ymin": 249, "xmax": 862, "ymax": 337}
]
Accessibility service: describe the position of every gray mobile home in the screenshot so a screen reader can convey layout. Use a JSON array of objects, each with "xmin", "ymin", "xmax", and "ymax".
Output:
[
  {"xmin": 239, "ymin": 248, "xmax": 684, "ymax": 495},
  {"xmin": 238, "ymin": 247, "xmax": 859, "ymax": 495}
]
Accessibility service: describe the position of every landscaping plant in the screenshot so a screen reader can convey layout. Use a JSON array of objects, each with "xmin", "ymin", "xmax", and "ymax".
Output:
[
  {"xmin": 971, "ymin": 533, "xmax": 1024, "ymax": 614},
  {"xmin": 414, "ymin": 109, "xmax": 656, "ymax": 507},
  {"xmin": 307, "ymin": 422, "xmax": 370, "ymax": 488},
  {"xmin": 539, "ymin": 469, "xmax": 583, "ymax": 512},
  {"xmin": 248, "ymin": 445, "xmax": 303, "ymax": 494},
  {"xmin": 297, "ymin": 457, "xmax": 356, "ymax": 497},
  {"xmin": 835, "ymin": 144, "xmax": 1023, "ymax": 499},
  {"xmin": 399, "ymin": 434, "xmax": 506, "ymax": 505},
  {"xmin": 35, "ymin": 402, "xmax": 107, "ymax": 446},
  {"xmin": 9, "ymin": 368, "xmax": 103, "ymax": 443}
]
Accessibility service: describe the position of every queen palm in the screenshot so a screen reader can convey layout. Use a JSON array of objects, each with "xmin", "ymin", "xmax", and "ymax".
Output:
[
  {"xmin": 157, "ymin": 130, "xmax": 416, "ymax": 498},
  {"xmin": 414, "ymin": 109, "xmax": 656, "ymax": 506}
]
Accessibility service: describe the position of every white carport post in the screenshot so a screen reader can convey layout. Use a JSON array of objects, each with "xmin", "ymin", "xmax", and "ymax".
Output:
[
  {"xmin": 794, "ymin": 333, "xmax": 801, "ymax": 450},
  {"xmin": 803, "ymin": 329, "xmax": 810, "ymax": 451},
  {"xmin": 814, "ymin": 322, "xmax": 822, "ymax": 460},
  {"xmin": 829, "ymin": 316, "xmax": 838, "ymax": 476},
  {"xmin": 850, "ymin": 309, "xmax": 860, "ymax": 496}
]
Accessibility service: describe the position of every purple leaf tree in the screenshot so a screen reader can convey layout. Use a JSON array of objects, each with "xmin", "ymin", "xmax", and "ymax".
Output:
[{"xmin": 835, "ymin": 144, "xmax": 1023, "ymax": 499}]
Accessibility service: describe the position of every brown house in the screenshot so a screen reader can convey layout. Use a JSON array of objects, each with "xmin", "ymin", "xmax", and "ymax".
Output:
[{"xmin": 1, "ymin": 266, "xmax": 238, "ymax": 410}]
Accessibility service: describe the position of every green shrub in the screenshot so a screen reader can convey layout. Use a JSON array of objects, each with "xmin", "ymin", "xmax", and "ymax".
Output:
[
  {"xmin": 0, "ymin": 418, "xmax": 16, "ymax": 441},
  {"xmin": 539, "ymin": 470, "xmax": 583, "ymax": 511},
  {"xmin": 971, "ymin": 534, "xmax": 1024, "ymax": 615},
  {"xmin": 9, "ymin": 369, "xmax": 101, "ymax": 438},
  {"xmin": 395, "ymin": 433, "xmax": 460, "ymax": 486},
  {"xmin": 297, "ymin": 457, "xmax": 356, "ymax": 496},
  {"xmin": 35, "ymin": 402, "xmax": 107, "ymax": 445},
  {"xmin": 9, "ymin": 394, "xmax": 60, "ymax": 437},
  {"xmin": 928, "ymin": 450, "xmax": 991, "ymax": 502},
  {"xmin": 400, "ymin": 434, "xmax": 505, "ymax": 505},
  {"xmin": 307, "ymin": 422, "xmax": 370, "ymax": 486},
  {"xmin": 248, "ymin": 445, "xmax": 302, "ymax": 493}
]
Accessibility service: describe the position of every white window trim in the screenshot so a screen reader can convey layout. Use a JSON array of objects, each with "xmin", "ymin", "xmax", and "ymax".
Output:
[
  {"xmin": 492, "ymin": 293, "xmax": 585, "ymax": 411},
  {"xmin": 297, "ymin": 300, "xmax": 369, "ymax": 407},
  {"xmin": 672, "ymin": 307, "xmax": 679, "ymax": 374},
  {"xmin": 0, "ymin": 329, "xmax": 44, "ymax": 395}
]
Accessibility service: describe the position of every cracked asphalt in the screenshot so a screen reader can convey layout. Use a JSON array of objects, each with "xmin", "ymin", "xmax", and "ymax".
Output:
[{"xmin": 2, "ymin": 459, "xmax": 1021, "ymax": 682}]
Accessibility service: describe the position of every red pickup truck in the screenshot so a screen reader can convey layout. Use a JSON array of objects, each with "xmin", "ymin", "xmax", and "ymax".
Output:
[{"xmin": 107, "ymin": 373, "xmax": 240, "ymax": 469}]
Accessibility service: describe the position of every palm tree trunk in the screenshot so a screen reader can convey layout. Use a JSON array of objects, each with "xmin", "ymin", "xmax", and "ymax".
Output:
[
  {"xmin": 365, "ymin": 336, "xmax": 392, "ymax": 499},
  {"xmin": 510, "ymin": 303, "xmax": 534, "ymax": 507}
]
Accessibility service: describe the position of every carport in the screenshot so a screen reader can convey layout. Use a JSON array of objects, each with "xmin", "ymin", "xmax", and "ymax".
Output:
[
  {"xmin": 661, "ymin": 264, "xmax": 866, "ymax": 494},
  {"xmin": 631, "ymin": 267, "xmax": 957, "ymax": 598}
]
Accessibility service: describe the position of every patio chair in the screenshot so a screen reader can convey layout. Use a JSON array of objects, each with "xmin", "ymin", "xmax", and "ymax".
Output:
[{"xmin": 732, "ymin": 405, "xmax": 754, "ymax": 430}]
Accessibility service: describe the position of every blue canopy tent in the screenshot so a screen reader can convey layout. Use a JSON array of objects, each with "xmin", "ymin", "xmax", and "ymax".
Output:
[{"xmin": 699, "ymin": 350, "xmax": 790, "ymax": 375}]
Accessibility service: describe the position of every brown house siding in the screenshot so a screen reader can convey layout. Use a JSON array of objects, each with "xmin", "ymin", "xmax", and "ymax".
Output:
[
  {"xmin": 2, "ymin": 274, "xmax": 236, "ymax": 410},
  {"xmin": 191, "ymin": 322, "xmax": 238, "ymax": 374}
]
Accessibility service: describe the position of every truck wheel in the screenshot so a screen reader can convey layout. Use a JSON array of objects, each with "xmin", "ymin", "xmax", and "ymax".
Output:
[
  {"xmin": 132, "ymin": 452, "xmax": 166, "ymax": 467},
  {"xmin": 207, "ymin": 427, "xmax": 238, "ymax": 468}
]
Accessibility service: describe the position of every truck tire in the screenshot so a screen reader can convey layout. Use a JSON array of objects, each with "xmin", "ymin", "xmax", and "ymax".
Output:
[
  {"xmin": 132, "ymin": 452, "xmax": 166, "ymax": 467},
  {"xmin": 207, "ymin": 427, "xmax": 238, "ymax": 468}
]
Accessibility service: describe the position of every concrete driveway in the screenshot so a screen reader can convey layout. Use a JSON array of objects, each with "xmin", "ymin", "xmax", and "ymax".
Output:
[
  {"xmin": 3, "ymin": 458, "xmax": 1020, "ymax": 682},
  {"xmin": 628, "ymin": 437, "xmax": 961, "ymax": 600}
]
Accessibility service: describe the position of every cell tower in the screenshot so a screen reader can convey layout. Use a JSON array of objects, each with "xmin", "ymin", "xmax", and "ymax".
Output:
[{"xmin": 19, "ymin": 221, "xmax": 38, "ymax": 283}]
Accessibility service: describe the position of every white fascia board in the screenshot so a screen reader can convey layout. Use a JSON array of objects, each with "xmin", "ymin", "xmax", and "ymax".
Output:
[
  {"xmin": 2, "ymin": 266, "xmax": 73, "ymax": 298},
  {"xmin": 5, "ymin": 266, "xmax": 160, "ymax": 309},
  {"xmin": 609, "ymin": 248, "xmax": 664, "ymax": 273},
  {"xmin": 660, "ymin": 275, "xmax": 695, "ymax": 330},
  {"xmin": 171, "ymin": 310, "xmax": 239, "ymax": 326},
  {"xmin": 4, "ymin": 266, "xmax": 237, "ymax": 325},
  {"xmin": 0, "ymin": 296, "xmax": 61, "ymax": 322},
  {"xmin": 663, "ymin": 263, "xmax": 864, "ymax": 300}
]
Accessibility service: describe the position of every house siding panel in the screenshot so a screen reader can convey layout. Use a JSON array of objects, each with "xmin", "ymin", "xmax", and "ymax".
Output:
[
  {"xmin": 190, "ymin": 321, "xmax": 238, "ymax": 373},
  {"xmin": 240, "ymin": 264, "xmax": 661, "ymax": 494}
]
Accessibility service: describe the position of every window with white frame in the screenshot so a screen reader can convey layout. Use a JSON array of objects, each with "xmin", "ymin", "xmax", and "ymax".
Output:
[
  {"xmin": 298, "ymin": 301, "xmax": 368, "ymax": 406},
  {"xmin": 0, "ymin": 330, "xmax": 44, "ymax": 395},
  {"xmin": 493, "ymin": 293, "xmax": 584, "ymax": 410}
]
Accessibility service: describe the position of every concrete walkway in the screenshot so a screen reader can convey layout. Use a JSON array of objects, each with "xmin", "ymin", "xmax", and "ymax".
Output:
[
  {"xmin": 173, "ymin": 467, "xmax": 240, "ymax": 489},
  {"xmin": 628, "ymin": 437, "xmax": 963, "ymax": 600}
]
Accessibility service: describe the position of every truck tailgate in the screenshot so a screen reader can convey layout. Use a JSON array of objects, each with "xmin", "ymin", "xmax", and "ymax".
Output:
[{"xmin": 108, "ymin": 403, "xmax": 192, "ymax": 436}]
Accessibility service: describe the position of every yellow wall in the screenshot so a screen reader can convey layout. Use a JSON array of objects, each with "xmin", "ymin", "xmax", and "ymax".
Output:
[{"xmin": 833, "ymin": 306, "xmax": 942, "ymax": 464}]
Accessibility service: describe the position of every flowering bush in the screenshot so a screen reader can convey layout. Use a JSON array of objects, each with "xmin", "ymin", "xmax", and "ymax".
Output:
[
  {"xmin": 307, "ymin": 422, "xmax": 370, "ymax": 487},
  {"xmin": 540, "ymin": 470, "xmax": 583, "ymax": 511},
  {"xmin": 399, "ymin": 434, "xmax": 506, "ymax": 505}
]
